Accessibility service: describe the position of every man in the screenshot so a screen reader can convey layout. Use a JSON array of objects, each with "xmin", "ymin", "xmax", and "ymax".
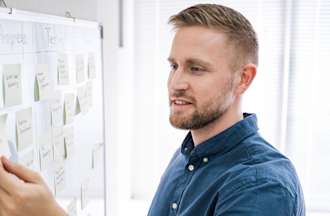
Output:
[
  {"xmin": 0, "ymin": 3, "xmax": 305, "ymax": 216},
  {"xmin": 148, "ymin": 3, "xmax": 305, "ymax": 216}
]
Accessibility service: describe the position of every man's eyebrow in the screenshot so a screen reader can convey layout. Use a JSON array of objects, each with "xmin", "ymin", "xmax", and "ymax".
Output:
[
  {"xmin": 167, "ymin": 57, "xmax": 175, "ymax": 63},
  {"xmin": 187, "ymin": 58, "xmax": 212, "ymax": 68},
  {"xmin": 167, "ymin": 57, "xmax": 212, "ymax": 67}
]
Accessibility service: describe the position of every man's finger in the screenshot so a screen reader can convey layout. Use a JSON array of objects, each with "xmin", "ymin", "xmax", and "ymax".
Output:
[
  {"xmin": 0, "ymin": 159, "xmax": 22, "ymax": 194},
  {"xmin": 1, "ymin": 157, "xmax": 42, "ymax": 184}
]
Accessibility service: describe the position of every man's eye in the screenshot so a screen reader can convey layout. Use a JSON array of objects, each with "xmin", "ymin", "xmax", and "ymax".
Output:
[
  {"xmin": 190, "ymin": 66, "xmax": 204, "ymax": 72},
  {"xmin": 170, "ymin": 64, "xmax": 178, "ymax": 71}
]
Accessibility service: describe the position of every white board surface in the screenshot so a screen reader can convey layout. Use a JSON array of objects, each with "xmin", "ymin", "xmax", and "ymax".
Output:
[{"xmin": 0, "ymin": 8, "xmax": 105, "ymax": 216}]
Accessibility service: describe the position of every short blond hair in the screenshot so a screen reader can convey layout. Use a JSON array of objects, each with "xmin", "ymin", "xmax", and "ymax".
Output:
[{"xmin": 169, "ymin": 4, "xmax": 258, "ymax": 70}]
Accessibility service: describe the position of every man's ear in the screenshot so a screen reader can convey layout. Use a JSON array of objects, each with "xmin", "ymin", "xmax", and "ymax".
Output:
[{"xmin": 235, "ymin": 63, "xmax": 257, "ymax": 95}]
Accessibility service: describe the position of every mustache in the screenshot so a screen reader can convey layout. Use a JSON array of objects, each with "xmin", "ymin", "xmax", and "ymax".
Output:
[
  {"xmin": 169, "ymin": 90, "xmax": 196, "ymax": 104},
  {"xmin": 172, "ymin": 90, "xmax": 186, "ymax": 98}
]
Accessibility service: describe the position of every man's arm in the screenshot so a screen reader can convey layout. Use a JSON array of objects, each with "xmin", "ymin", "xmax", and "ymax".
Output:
[
  {"xmin": 0, "ymin": 156, "xmax": 67, "ymax": 216},
  {"xmin": 215, "ymin": 179, "xmax": 298, "ymax": 216}
]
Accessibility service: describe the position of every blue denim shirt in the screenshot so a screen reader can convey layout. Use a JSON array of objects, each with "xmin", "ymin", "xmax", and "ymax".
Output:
[{"xmin": 148, "ymin": 113, "xmax": 305, "ymax": 216}]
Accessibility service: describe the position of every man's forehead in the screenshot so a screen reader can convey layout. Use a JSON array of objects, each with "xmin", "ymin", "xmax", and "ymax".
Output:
[
  {"xmin": 173, "ymin": 26, "xmax": 228, "ymax": 44},
  {"xmin": 171, "ymin": 27, "xmax": 230, "ymax": 54}
]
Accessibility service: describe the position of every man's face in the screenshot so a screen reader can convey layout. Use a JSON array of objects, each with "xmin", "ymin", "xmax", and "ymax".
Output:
[{"xmin": 168, "ymin": 26, "xmax": 238, "ymax": 130}]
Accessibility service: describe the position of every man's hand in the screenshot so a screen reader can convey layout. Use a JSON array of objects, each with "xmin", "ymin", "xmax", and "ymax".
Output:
[{"xmin": 0, "ymin": 156, "xmax": 67, "ymax": 216}]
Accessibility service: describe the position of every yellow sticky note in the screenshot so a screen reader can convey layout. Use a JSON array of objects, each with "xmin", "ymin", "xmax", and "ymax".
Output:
[
  {"xmin": 54, "ymin": 158, "xmax": 66, "ymax": 196},
  {"xmin": 64, "ymin": 126, "xmax": 74, "ymax": 159},
  {"xmin": 18, "ymin": 149, "xmax": 34, "ymax": 168},
  {"xmin": 52, "ymin": 126, "xmax": 65, "ymax": 160},
  {"xmin": 76, "ymin": 81, "xmax": 93, "ymax": 115},
  {"xmin": 86, "ymin": 81, "xmax": 93, "ymax": 109},
  {"xmin": 16, "ymin": 107, "xmax": 33, "ymax": 152},
  {"xmin": 35, "ymin": 64, "xmax": 52, "ymax": 101},
  {"xmin": 81, "ymin": 177, "xmax": 90, "ymax": 210},
  {"xmin": 66, "ymin": 198, "xmax": 78, "ymax": 216},
  {"xmin": 92, "ymin": 143, "xmax": 103, "ymax": 169},
  {"xmin": 76, "ymin": 54, "xmax": 86, "ymax": 84},
  {"xmin": 64, "ymin": 93, "xmax": 75, "ymax": 125},
  {"xmin": 3, "ymin": 64, "xmax": 22, "ymax": 107},
  {"xmin": 50, "ymin": 91, "xmax": 64, "ymax": 127},
  {"xmin": 88, "ymin": 53, "xmax": 96, "ymax": 79},
  {"xmin": 57, "ymin": 53, "xmax": 70, "ymax": 85},
  {"xmin": 39, "ymin": 132, "xmax": 53, "ymax": 171}
]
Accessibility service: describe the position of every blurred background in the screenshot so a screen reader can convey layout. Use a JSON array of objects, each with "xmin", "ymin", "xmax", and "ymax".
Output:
[{"xmin": 3, "ymin": 0, "xmax": 330, "ymax": 215}]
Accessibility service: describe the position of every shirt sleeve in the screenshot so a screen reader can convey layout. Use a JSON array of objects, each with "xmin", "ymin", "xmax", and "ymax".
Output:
[{"xmin": 214, "ymin": 179, "xmax": 296, "ymax": 216}]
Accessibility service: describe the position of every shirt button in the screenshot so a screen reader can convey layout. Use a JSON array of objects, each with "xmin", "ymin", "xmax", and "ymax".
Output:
[
  {"xmin": 203, "ymin": 157, "xmax": 208, "ymax": 163},
  {"xmin": 171, "ymin": 202, "xmax": 178, "ymax": 210},
  {"xmin": 188, "ymin": 164, "xmax": 194, "ymax": 172}
]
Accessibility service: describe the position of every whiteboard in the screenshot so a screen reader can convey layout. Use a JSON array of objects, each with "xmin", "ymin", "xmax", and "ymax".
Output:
[{"xmin": 0, "ymin": 8, "xmax": 105, "ymax": 216}]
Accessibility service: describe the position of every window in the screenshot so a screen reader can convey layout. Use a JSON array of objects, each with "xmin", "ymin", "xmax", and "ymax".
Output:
[
  {"xmin": 124, "ymin": 0, "xmax": 330, "ymax": 214},
  {"xmin": 286, "ymin": 0, "xmax": 330, "ymax": 212}
]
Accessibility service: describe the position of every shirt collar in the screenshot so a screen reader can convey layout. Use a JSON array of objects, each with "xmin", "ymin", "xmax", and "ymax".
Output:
[{"xmin": 180, "ymin": 113, "xmax": 259, "ymax": 158}]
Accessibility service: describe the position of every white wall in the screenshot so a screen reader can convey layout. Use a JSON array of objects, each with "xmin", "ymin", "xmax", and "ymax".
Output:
[
  {"xmin": 3, "ymin": 0, "xmax": 98, "ymax": 20},
  {"xmin": 97, "ymin": 0, "xmax": 144, "ymax": 215},
  {"xmin": 96, "ymin": 0, "xmax": 127, "ymax": 215}
]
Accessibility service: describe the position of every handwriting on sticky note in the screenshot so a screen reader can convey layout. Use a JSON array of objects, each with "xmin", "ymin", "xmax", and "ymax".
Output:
[
  {"xmin": 54, "ymin": 158, "xmax": 65, "ymax": 196},
  {"xmin": 67, "ymin": 198, "xmax": 77, "ymax": 216},
  {"xmin": 39, "ymin": 141, "xmax": 52, "ymax": 171},
  {"xmin": 0, "ymin": 25, "xmax": 27, "ymax": 49},
  {"xmin": 57, "ymin": 53, "xmax": 70, "ymax": 85},
  {"xmin": 76, "ymin": 81, "xmax": 93, "ymax": 114},
  {"xmin": 52, "ymin": 127, "xmax": 65, "ymax": 159},
  {"xmin": 64, "ymin": 126, "xmax": 74, "ymax": 159},
  {"xmin": 76, "ymin": 54, "xmax": 85, "ymax": 83},
  {"xmin": 81, "ymin": 178, "xmax": 90, "ymax": 210},
  {"xmin": 64, "ymin": 93, "xmax": 75, "ymax": 124},
  {"xmin": 3, "ymin": 64, "xmax": 22, "ymax": 107},
  {"xmin": 51, "ymin": 91, "xmax": 63, "ymax": 127},
  {"xmin": 88, "ymin": 53, "xmax": 96, "ymax": 79},
  {"xmin": 16, "ymin": 107, "xmax": 33, "ymax": 152},
  {"xmin": 35, "ymin": 64, "xmax": 52, "ymax": 101}
]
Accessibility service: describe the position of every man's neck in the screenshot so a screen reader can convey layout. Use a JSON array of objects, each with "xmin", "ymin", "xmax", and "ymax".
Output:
[{"xmin": 191, "ymin": 107, "xmax": 243, "ymax": 146}]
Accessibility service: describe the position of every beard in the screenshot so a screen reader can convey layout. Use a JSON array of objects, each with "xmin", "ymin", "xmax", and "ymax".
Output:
[{"xmin": 169, "ymin": 81, "xmax": 234, "ymax": 130}]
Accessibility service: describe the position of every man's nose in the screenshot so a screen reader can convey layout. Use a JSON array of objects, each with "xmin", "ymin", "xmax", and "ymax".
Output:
[{"xmin": 168, "ymin": 69, "xmax": 189, "ymax": 92}]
